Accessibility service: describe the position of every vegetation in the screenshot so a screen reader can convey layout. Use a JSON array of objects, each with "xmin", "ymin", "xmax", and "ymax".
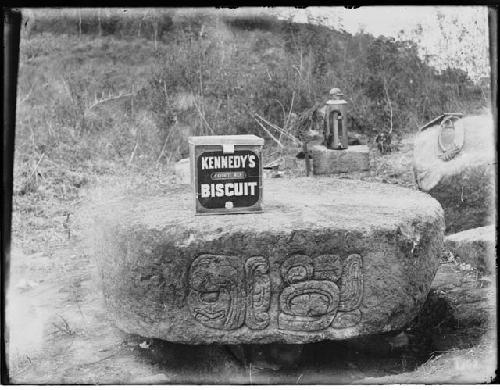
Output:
[{"xmin": 17, "ymin": 9, "xmax": 489, "ymax": 166}]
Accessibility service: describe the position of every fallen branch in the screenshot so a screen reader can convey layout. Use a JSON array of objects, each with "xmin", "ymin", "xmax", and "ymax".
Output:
[
  {"xmin": 254, "ymin": 113, "xmax": 300, "ymax": 145},
  {"xmin": 28, "ymin": 153, "xmax": 45, "ymax": 181},
  {"xmin": 52, "ymin": 314, "xmax": 74, "ymax": 335},
  {"xmin": 283, "ymin": 91, "xmax": 296, "ymax": 131},
  {"xmin": 292, "ymin": 65, "xmax": 302, "ymax": 80},
  {"xmin": 128, "ymin": 142, "xmax": 139, "ymax": 166},
  {"xmin": 17, "ymin": 83, "xmax": 36, "ymax": 104},
  {"xmin": 264, "ymin": 156, "xmax": 284, "ymax": 169},
  {"xmin": 156, "ymin": 130, "xmax": 174, "ymax": 167},
  {"xmin": 253, "ymin": 116, "xmax": 284, "ymax": 148},
  {"xmin": 193, "ymin": 99, "xmax": 214, "ymax": 135},
  {"xmin": 383, "ymin": 77, "xmax": 393, "ymax": 134},
  {"xmin": 272, "ymin": 99, "xmax": 287, "ymax": 128},
  {"xmin": 85, "ymin": 92, "xmax": 134, "ymax": 113}
]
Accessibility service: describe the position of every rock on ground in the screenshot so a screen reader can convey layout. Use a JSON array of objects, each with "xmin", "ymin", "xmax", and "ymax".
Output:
[
  {"xmin": 413, "ymin": 114, "xmax": 495, "ymax": 234},
  {"xmin": 174, "ymin": 159, "xmax": 190, "ymax": 185},
  {"xmin": 445, "ymin": 225, "xmax": 496, "ymax": 274},
  {"xmin": 92, "ymin": 177, "xmax": 444, "ymax": 344}
]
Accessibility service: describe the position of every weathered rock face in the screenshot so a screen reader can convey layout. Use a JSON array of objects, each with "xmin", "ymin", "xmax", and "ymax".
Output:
[
  {"xmin": 413, "ymin": 114, "xmax": 495, "ymax": 234},
  {"xmin": 445, "ymin": 225, "xmax": 496, "ymax": 274},
  {"xmin": 311, "ymin": 145, "xmax": 370, "ymax": 174},
  {"xmin": 92, "ymin": 178, "xmax": 444, "ymax": 344}
]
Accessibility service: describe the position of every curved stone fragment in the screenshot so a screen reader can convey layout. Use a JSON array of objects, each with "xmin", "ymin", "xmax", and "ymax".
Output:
[
  {"xmin": 92, "ymin": 177, "xmax": 444, "ymax": 344},
  {"xmin": 444, "ymin": 224, "xmax": 496, "ymax": 274},
  {"xmin": 413, "ymin": 113, "xmax": 495, "ymax": 233}
]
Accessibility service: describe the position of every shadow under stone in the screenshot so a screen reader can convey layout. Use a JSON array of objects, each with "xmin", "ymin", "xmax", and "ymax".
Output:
[{"xmin": 129, "ymin": 289, "xmax": 488, "ymax": 384}]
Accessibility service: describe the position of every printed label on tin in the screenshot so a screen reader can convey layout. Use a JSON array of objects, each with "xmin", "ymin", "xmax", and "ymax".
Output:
[{"xmin": 197, "ymin": 150, "xmax": 260, "ymax": 209}]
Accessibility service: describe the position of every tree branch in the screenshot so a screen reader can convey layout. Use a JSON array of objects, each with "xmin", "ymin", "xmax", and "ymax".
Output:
[
  {"xmin": 253, "ymin": 116, "xmax": 284, "ymax": 148},
  {"xmin": 383, "ymin": 77, "xmax": 393, "ymax": 134}
]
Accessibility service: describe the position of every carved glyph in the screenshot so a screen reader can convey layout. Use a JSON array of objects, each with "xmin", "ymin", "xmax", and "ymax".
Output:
[
  {"xmin": 187, "ymin": 254, "xmax": 245, "ymax": 330},
  {"xmin": 245, "ymin": 256, "xmax": 271, "ymax": 330},
  {"xmin": 188, "ymin": 253, "xmax": 363, "ymax": 332},
  {"xmin": 278, "ymin": 254, "xmax": 363, "ymax": 331},
  {"xmin": 188, "ymin": 254, "xmax": 271, "ymax": 330}
]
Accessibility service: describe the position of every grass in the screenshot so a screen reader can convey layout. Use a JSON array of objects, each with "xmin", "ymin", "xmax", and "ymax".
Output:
[{"xmin": 13, "ymin": 32, "xmax": 172, "ymax": 254}]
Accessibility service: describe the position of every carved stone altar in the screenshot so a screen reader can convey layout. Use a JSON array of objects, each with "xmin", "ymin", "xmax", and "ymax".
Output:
[{"xmin": 93, "ymin": 177, "xmax": 444, "ymax": 344}]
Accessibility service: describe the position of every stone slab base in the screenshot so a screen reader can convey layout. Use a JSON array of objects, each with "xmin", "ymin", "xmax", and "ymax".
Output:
[
  {"xmin": 445, "ymin": 225, "xmax": 496, "ymax": 274},
  {"xmin": 92, "ymin": 177, "xmax": 444, "ymax": 344},
  {"xmin": 311, "ymin": 145, "xmax": 370, "ymax": 175}
]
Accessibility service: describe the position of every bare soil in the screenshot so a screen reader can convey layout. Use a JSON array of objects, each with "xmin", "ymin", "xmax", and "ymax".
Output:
[{"xmin": 6, "ymin": 137, "xmax": 497, "ymax": 384}]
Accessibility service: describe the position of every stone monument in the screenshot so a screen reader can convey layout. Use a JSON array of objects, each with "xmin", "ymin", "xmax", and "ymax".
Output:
[{"xmin": 92, "ymin": 177, "xmax": 444, "ymax": 344}]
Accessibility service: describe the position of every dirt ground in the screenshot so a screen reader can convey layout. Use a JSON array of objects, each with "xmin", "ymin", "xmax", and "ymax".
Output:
[{"xmin": 5, "ymin": 137, "xmax": 497, "ymax": 384}]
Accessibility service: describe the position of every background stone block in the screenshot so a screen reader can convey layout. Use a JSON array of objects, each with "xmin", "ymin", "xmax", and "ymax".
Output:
[{"xmin": 311, "ymin": 145, "xmax": 370, "ymax": 175}]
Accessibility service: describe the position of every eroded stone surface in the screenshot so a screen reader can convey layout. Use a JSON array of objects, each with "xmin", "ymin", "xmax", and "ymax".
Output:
[
  {"xmin": 92, "ymin": 178, "xmax": 444, "ymax": 344},
  {"xmin": 413, "ymin": 114, "xmax": 495, "ymax": 233},
  {"xmin": 311, "ymin": 145, "xmax": 370, "ymax": 174},
  {"xmin": 445, "ymin": 225, "xmax": 496, "ymax": 274}
]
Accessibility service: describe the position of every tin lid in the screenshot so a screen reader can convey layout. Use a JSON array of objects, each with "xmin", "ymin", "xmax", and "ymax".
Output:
[
  {"xmin": 188, "ymin": 134, "xmax": 264, "ymax": 146},
  {"xmin": 326, "ymin": 99, "xmax": 347, "ymax": 105}
]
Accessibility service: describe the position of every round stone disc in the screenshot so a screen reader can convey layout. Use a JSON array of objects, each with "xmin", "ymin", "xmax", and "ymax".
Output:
[{"xmin": 92, "ymin": 177, "xmax": 444, "ymax": 344}]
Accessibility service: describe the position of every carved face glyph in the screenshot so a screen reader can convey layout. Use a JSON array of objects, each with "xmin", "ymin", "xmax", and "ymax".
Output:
[{"xmin": 187, "ymin": 255, "xmax": 245, "ymax": 330}]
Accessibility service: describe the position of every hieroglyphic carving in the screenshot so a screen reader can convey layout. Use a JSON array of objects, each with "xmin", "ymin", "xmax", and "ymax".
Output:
[
  {"xmin": 312, "ymin": 254, "xmax": 343, "ymax": 282},
  {"xmin": 187, "ymin": 254, "xmax": 245, "ymax": 330},
  {"xmin": 245, "ymin": 256, "xmax": 271, "ymax": 330},
  {"xmin": 338, "ymin": 254, "xmax": 363, "ymax": 312},
  {"xmin": 278, "ymin": 254, "xmax": 341, "ymax": 331},
  {"xmin": 188, "ymin": 253, "xmax": 363, "ymax": 332},
  {"xmin": 280, "ymin": 255, "xmax": 314, "ymax": 284},
  {"xmin": 279, "ymin": 280, "xmax": 340, "ymax": 331},
  {"xmin": 188, "ymin": 254, "xmax": 271, "ymax": 330},
  {"xmin": 331, "ymin": 254, "xmax": 363, "ymax": 328},
  {"xmin": 278, "ymin": 254, "xmax": 363, "ymax": 331}
]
